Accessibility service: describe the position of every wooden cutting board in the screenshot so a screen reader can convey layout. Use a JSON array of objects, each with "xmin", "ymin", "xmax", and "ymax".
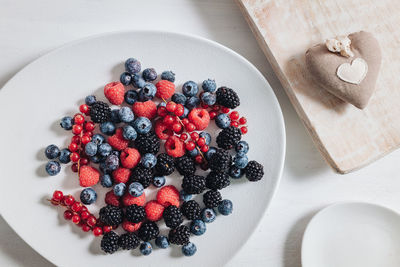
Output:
[{"xmin": 237, "ymin": 0, "xmax": 400, "ymax": 174}]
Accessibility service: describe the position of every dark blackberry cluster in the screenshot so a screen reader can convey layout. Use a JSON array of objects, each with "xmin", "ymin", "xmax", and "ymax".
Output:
[
  {"xmin": 206, "ymin": 171, "xmax": 230, "ymax": 190},
  {"xmin": 99, "ymin": 205, "xmax": 124, "ymax": 226},
  {"xmin": 244, "ymin": 160, "xmax": 264, "ymax": 181},
  {"xmin": 100, "ymin": 231, "xmax": 120, "ymax": 254},
  {"xmin": 181, "ymin": 200, "xmax": 201, "ymax": 220},
  {"xmin": 131, "ymin": 165, "xmax": 153, "ymax": 188},
  {"xmin": 209, "ymin": 149, "xmax": 232, "ymax": 173},
  {"xmin": 138, "ymin": 222, "xmax": 159, "ymax": 241},
  {"xmin": 163, "ymin": 205, "xmax": 183, "ymax": 228},
  {"xmin": 89, "ymin": 101, "xmax": 111, "ymax": 123},
  {"xmin": 182, "ymin": 174, "xmax": 206, "ymax": 194},
  {"xmin": 168, "ymin": 225, "xmax": 190, "ymax": 245},
  {"xmin": 155, "ymin": 153, "xmax": 175, "ymax": 176},
  {"xmin": 125, "ymin": 204, "xmax": 146, "ymax": 223},
  {"xmin": 135, "ymin": 131, "xmax": 160, "ymax": 154},
  {"xmin": 119, "ymin": 233, "xmax": 140, "ymax": 250},
  {"xmin": 216, "ymin": 86, "xmax": 240, "ymax": 109},
  {"xmin": 203, "ymin": 190, "xmax": 222, "ymax": 208},
  {"xmin": 175, "ymin": 155, "xmax": 196, "ymax": 176},
  {"xmin": 216, "ymin": 126, "xmax": 242, "ymax": 150}
]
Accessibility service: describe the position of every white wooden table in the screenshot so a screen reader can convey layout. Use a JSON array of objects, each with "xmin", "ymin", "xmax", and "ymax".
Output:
[{"xmin": 0, "ymin": 0, "xmax": 399, "ymax": 266}]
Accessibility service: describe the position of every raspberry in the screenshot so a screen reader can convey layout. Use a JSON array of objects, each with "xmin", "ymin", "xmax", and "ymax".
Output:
[
  {"xmin": 155, "ymin": 120, "xmax": 172, "ymax": 140},
  {"xmin": 155, "ymin": 80, "xmax": 175, "ymax": 100},
  {"xmin": 145, "ymin": 200, "xmax": 165, "ymax": 222},
  {"xmin": 157, "ymin": 185, "xmax": 180, "ymax": 207},
  {"xmin": 108, "ymin": 128, "xmax": 129, "ymax": 151},
  {"xmin": 122, "ymin": 220, "xmax": 142, "ymax": 232},
  {"xmin": 120, "ymin": 147, "xmax": 140, "ymax": 169},
  {"xmin": 105, "ymin": 190, "xmax": 120, "ymax": 207},
  {"xmin": 188, "ymin": 108, "xmax": 210, "ymax": 131},
  {"xmin": 165, "ymin": 136, "xmax": 185, "ymax": 158},
  {"xmin": 112, "ymin": 168, "xmax": 131, "ymax": 184},
  {"xmin": 132, "ymin": 100, "xmax": 157, "ymax": 119},
  {"xmin": 104, "ymin": 82, "xmax": 125, "ymax": 105},
  {"xmin": 79, "ymin": 165, "xmax": 100, "ymax": 187},
  {"xmin": 122, "ymin": 191, "xmax": 146, "ymax": 206}
]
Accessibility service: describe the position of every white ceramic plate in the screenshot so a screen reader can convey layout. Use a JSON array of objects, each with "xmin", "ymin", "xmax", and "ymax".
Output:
[
  {"xmin": 302, "ymin": 202, "xmax": 400, "ymax": 267},
  {"xmin": 0, "ymin": 31, "xmax": 285, "ymax": 266}
]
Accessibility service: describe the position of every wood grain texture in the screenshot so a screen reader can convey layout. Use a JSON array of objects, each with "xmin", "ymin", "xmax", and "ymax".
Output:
[{"xmin": 237, "ymin": 0, "xmax": 400, "ymax": 173}]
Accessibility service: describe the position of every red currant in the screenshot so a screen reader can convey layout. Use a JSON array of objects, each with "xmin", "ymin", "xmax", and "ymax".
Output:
[
  {"xmin": 84, "ymin": 121, "xmax": 95, "ymax": 131},
  {"xmin": 80, "ymin": 211, "xmax": 90, "ymax": 220},
  {"xmin": 81, "ymin": 224, "xmax": 91, "ymax": 232},
  {"xmin": 212, "ymin": 105, "xmax": 220, "ymax": 111},
  {"xmin": 239, "ymin": 117, "xmax": 247, "ymax": 125},
  {"xmin": 86, "ymin": 216, "xmax": 97, "ymax": 227},
  {"xmin": 84, "ymin": 131, "xmax": 93, "ymax": 138},
  {"xmin": 71, "ymin": 135, "xmax": 81, "ymax": 144},
  {"xmin": 80, "ymin": 158, "xmax": 89, "ymax": 165},
  {"xmin": 68, "ymin": 142, "xmax": 78, "ymax": 152},
  {"xmin": 163, "ymin": 115, "xmax": 175, "ymax": 126},
  {"xmin": 157, "ymin": 106, "xmax": 168, "ymax": 117},
  {"xmin": 79, "ymin": 104, "xmax": 90, "ymax": 115},
  {"xmin": 201, "ymin": 145, "xmax": 209, "ymax": 153},
  {"xmin": 180, "ymin": 133, "xmax": 188, "ymax": 141},
  {"xmin": 166, "ymin": 101, "xmax": 177, "ymax": 112},
  {"xmin": 174, "ymin": 104, "xmax": 184, "ymax": 116},
  {"xmin": 240, "ymin": 126, "xmax": 248, "ymax": 134},
  {"xmin": 172, "ymin": 123, "xmax": 182, "ymax": 133},
  {"xmin": 201, "ymin": 103, "xmax": 209, "ymax": 109},
  {"xmin": 74, "ymin": 114, "xmax": 85, "ymax": 125},
  {"xmin": 52, "ymin": 190, "xmax": 64, "ymax": 201},
  {"xmin": 63, "ymin": 210, "xmax": 73, "ymax": 220},
  {"xmin": 197, "ymin": 137, "xmax": 206, "ymax": 147},
  {"xmin": 181, "ymin": 118, "xmax": 189, "ymax": 125},
  {"xmin": 71, "ymin": 163, "xmax": 79, "ymax": 172},
  {"xmin": 186, "ymin": 123, "xmax": 196, "ymax": 132},
  {"xmin": 190, "ymin": 132, "xmax": 199, "ymax": 141},
  {"xmin": 63, "ymin": 195, "xmax": 75, "ymax": 206},
  {"xmin": 230, "ymin": 111, "xmax": 239, "ymax": 120},
  {"xmin": 72, "ymin": 124, "xmax": 83, "ymax": 135},
  {"xmin": 93, "ymin": 227, "xmax": 103, "ymax": 236},
  {"xmin": 231, "ymin": 121, "xmax": 239, "ymax": 127},
  {"xmin": 72, "ymin": 215, "xmax": 81, "ymax": 224},
  {"xmin": 221, "ymin": 107, "xmax": 230, "ymax": 113},
  {"xmin": 185, "ymin": 141, "xmax": 196, "ymax": 151},
  {"xmin": 103, "ymin": 226, "xmax": 112, "ymax": 233},
  {"xmin": 50, "ymin": 199, "xmax": 59, "ymax": 206},
  {"xmin": 71, "ymin": 202, "xmax": 83, "ymax": 212},
  {"xmin": 70, "ymin": 152, "xmax": 80, "ymax": 163},
  {"xmin": 209, "ymin": 111, "xmax": 217, "ymax": 120},
  {"xmin": 80, "ymin": 206, "xmax": 88, "ymax": 213},
  {"xmin": 195, "ymin": 155, "xmax": 203, "ymax": 164},
  {"xmin": 81, "ymin": 135, "xmax": 91, "ymax": 145}
]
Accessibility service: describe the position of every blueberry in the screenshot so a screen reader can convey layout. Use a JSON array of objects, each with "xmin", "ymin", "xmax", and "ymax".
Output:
[
  {"xmin": 205, "ymin": 147, "xmax": 217, "ymax": 161},
  {"xmin": 85, "ymin": 142, "xmax": 98, "ymax": 156},
  {"xmin": 161, "ymin": 71, "xmax": 175, "ymax": 82},
  {"xmin": 202, "ymin": 79, "xmax": 217, "ymax": 93},
  {"xmin": 59, "ymin": 148, "xmax": 71, "ymax": 164},
  {"xmin": 45, "ymin": 161, "xmax": 61, "ymax": 176},
  {"xmin": 152, "ymin": 176, "xmax": 166, "ymax": 188},
  {"xmin": 190, "ymin": 220, "xmax": 206, "ymax": 236},
  {"xmin": 179, "ymin": 106, "xmax": 189, "ymax": 119},
  {"xmin": 120, "ymin": 72, "xmax": 132, "ymax": 86},
  {"xmin": 99, "ymin": 162, "xmax": 111, "ymax": 174},
  {"xmin": 100, "ymin": 174, "xmax": 113, "ymax": 188},
  {"xmin": 172, "ymin": 93, "xmax": 187, "ymax": 105},
  {"xmin": 218, "ymin": 199, "xmax": 233, "ymax": 215},
  {"xmin": 201, "ymin": 92, "xmax": 216, "ymax": 105},
  {"xmin": 60, "ymin": 116, "xmax": 73, "ymax": 130},
  {"xmin": 111, "ymin": 150, "xmax": 120, "ymax": 158},
  {"xmin": 85, "ymin": 95, "xmax": 96, "ymax": 106},
  {"xmin": 235, "ymin": 141, "xmax": 249, "ymax": 154},
  {"xmin": 90, "ymin": 155, "xmax": 104, "ymax": 164},
  {"xmin": 132, "ymin": 117, "xmax": 152, "ymax": 134},
  {"xmin": 234, "ymin": 154, "xmax": 248, "ymax": 169},
  {"xmin": 201, "ymin": 208, "xmax": 216, "ymax": 223},
  {"xmin": 138, "ymin": 83, "xmax": 157, "ymax": 101},
  {"xmin": 182, "ymin": 242, "xmax": 197, "ymax": 256},
  {"xmin": 124, "ymin": 89, "xmax": 138, "ymax": 105},
  {"xmin": 92, "ymin": 134, "xmax": 105, "ymax": 146},
  {"xmin": 155, "ymin": 236, "xmax": 170, "ymax": 249},
  {"xmin": 80, "ymin": 188, "xmax": 97, "ymax": 205},
  {"xmin": 131, "ymin": 73, "xmax": 146, "ymax": 88},
  {"xmin": 141, "ymin": 153, "xmax": 157, "ymax": 169},
  {"xmin": 187, "ymin": 148, "xmax": 199, "ymax": 157},
  {"xmin": 229, "ymin": 165, "xmax": 243, "ymax": 179},
  {"xmin": 182, "ymin": 81, "xmax": 199, "ymax": 97},
  {"xmin": 110, "ymin": 109, "xmax": 121, "ymax": 123},
  {"xmin": 142, "ymin": 68, "xmax": 157, "ymax": 82},
  {"xmin": 122, "ymin": 125, "xmax": 137, "ymax": 140},
  {"xmin": 114, "ymin": 183, "xmax": 126, "ymax": 197},
  {"xmin": 45, "ymin": 144, "xmax": 60, "ymax": 159},
  {"xmin": 105, "ymin": 154, "xmax": 119, "ymax": 171},
  {"xmin": 215, "ymin": 113, "xmax": 231, "ymax": 129},
  {"xmin": 100, "ymin": 122, "xmax": 116, "ymax": 136},
  {"xmin": 98, "ymin": 143, "xmax": 112, "ymax": 157},
  {"xmin": 199, "ymin": 132, "xmax": 211, "ymax": 145},
  {"xmin": 140, "ymin": 242, "xmax": 153, "ymax": 256},
  {"xmin": 125, "ymin": 58, "xmax": 141, "ymax": 74},
  {"xmin": 180, "ymin": 190, "xmax": 192, "ymax": 202},
  {"xmin": 118, "ymin": 107, "xmax": 134, "ymax": 123},
  {"xmin": 128, "ymin": 182, "xmax": 144, "ymax": 197},
  {"xmin": 185, "ymin": 96, "xmax": 200, "ymax": 110}
]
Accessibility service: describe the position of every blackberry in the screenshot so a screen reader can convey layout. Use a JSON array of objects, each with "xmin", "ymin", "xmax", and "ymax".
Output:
[
  {"xmin": 119, "ymin": 233, "xmax": 140, "ymax": 250},
  {"xmin": 244, "ymin": 160, "xmax": 264, "ymax": 181},
  {"xmin": 216, "ymin": 126, "xmax": 242, "ymax": 150},
  {"xmin": 135, "ymin": 132, "xmax": 160, "ymax": 154},
  {"xmin": 203, "ymin": 190, "xmax": 222, "ymax": 208},
  {"xmin": 182, "ymin": 174, "xmax": 206, "ymax": 194},
  {"xmin": 163, "ymin": 205, "xmax": 183, "ymax": 228},
  {"xmin": 138, "ymin": 221, "xmax": 159, "ymax": 241},
  {"xmin": 155, "ymin": 153, "xmax": 175, "ymax": 176},
  {"xmin": 206, "ymin": 171, "xmax": 230, "ymax": 190},
  {"xmin": 131, "ymin": 165, "xmax": 153, "ymax": 188},
  {"xmin": 216, "ymin": 86, "xmax": 240, "ymax": 109},
  {"xmin": 175, "ymin": 155, "xmax": 196, "ymax": 176},
  {"xmin": 181, "ymin": 200, "xmax": 201, "ymax": 220},
  {"xmin": 90, "ymin": 101, "xmax": 111, "ymax": 123},
  {"xmin": 208, "ymin": 149, "xmax": 232, "ymax": 173},
  {"xmin": 99, "ymin": 205, "xmax": 124, "ymax": 226},
  {"xmin": 125, "ymin": 204, "xmax": 146, "ymax": 223},
  {"xmin": 100, "ymin": 231, "xmax": 120, "ymax": 254},
  {"xmin": 168, "ymin": 225, "xmax": 190, "ymax": 245}
]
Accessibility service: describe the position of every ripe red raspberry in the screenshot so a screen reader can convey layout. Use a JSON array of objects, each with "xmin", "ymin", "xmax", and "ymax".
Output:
[
  {"xmin": 108, "ymin": 128, "xmax": 129, "ymax": 151},
  {"xmin": 156, "ymin": 185, "xmax": 180, "ymax": 207},
  {"xmin": 120, "ymin": 147, "xmax": 140, "ymax": 169},
  {"xmin": 145, "ymin": 200, "xmax": 165, "ymax": 221},
  {"xmin": 165, "ymin": 136, "xmax": 185, "ymax": 158},
  {"xmin": 104, "ymin": 82, "xmax": 125, "ymax": 105},
  {"xmin": 155, "ymin": 80, "xmax": 175, "ymax": 100},
  {"xmin": 122, "ymin": 220, "xmax": 142, "ymax": 233},
  {"xmin": 132, "ymin": 100, "xmax": 157, "ymax": 119},
  {"xmin": 188, "ymin": 108, "xmax": 210, "ymax": 130},
  {"xmin": 79, "ymin": 166, "xmax": 100, "ymax": 187},
  {"xmin": 122, "ymin": 191, "xmax": 146, "ymax": 206},
  {"xmin": 105, "ymin": 190, "xmax": 120, "ymax": 207},
  {"xmin": 155, "ymin": 119, "xmax": 172, "ymax": 140},
  {"xmin": 112, "ymin": 168, "xmax": 131, "ymax": 184}
]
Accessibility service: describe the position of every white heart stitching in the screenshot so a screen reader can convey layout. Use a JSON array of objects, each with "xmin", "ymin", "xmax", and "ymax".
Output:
[{"xmin": 337, "ymin": 58, "xmax": 368, "ymax": 85}]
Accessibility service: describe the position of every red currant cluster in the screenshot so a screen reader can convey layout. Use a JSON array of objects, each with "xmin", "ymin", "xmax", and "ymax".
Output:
[
  {"xmin": 208, "ymin": 105, "xmax": 248, "ymax": 134},
  {"xmin": 157, "ymin": 101, "xmax": 194, "ymax": 134}
]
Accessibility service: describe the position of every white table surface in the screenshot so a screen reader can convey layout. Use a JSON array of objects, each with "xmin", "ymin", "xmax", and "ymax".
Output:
[{"xmin": 0, "ymin": 0, "xmax": 399, "ymax": 266}]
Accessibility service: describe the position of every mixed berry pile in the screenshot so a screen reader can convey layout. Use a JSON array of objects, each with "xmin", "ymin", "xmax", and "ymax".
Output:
[{"xmin": 44, "ymin": 57, "xmax": 265, "ymax": 257}]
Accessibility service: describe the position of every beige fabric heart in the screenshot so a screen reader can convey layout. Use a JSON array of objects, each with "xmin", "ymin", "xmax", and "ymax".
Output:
[{"xmin": 305, "ymin": 31, "xmax": 381, "ymax": 109}]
